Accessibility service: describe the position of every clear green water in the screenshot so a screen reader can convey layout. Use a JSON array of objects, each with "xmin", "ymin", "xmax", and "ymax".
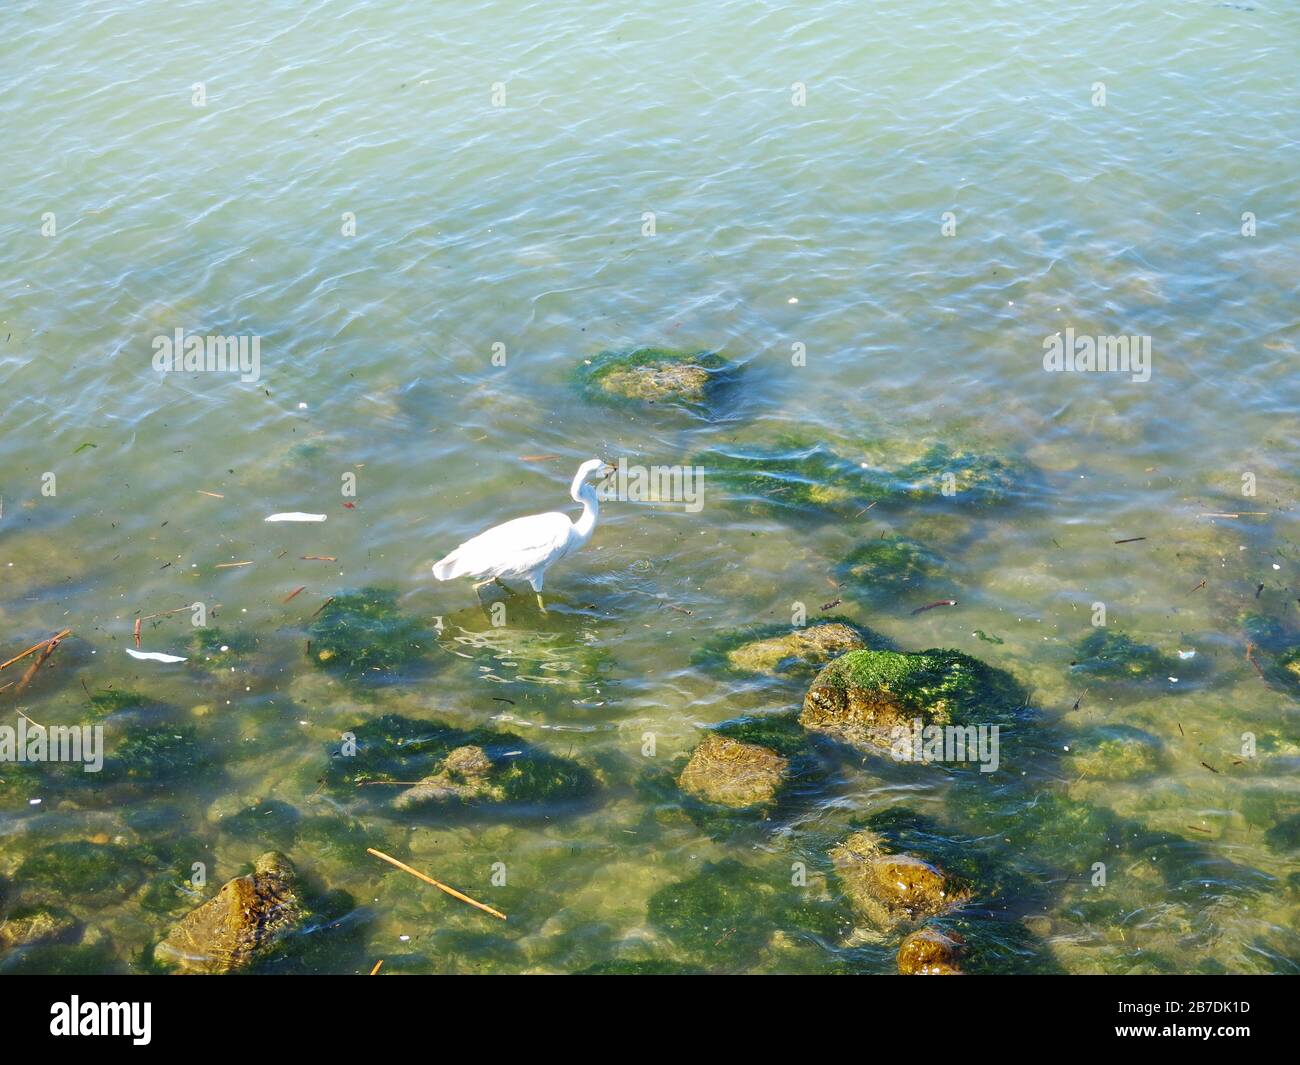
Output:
[{"xmin": 1, "ymin": 0, "xmax": 1297, "ymax": 974}]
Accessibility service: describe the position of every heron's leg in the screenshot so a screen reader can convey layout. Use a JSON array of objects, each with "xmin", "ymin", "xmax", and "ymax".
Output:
[{"xmin": 534, "ymin": 592, "xmax": 547, "ymax": 614}]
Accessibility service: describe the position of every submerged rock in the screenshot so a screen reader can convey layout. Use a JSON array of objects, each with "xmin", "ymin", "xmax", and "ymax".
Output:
[
  {"xmin": 16, "ymin": 841, "xmax": 144, "ymax": 905},
  {"xmin": 1069, "ymin": 629, "xmax": 1199, "ymax": 685},
  {"xmin": 1241, "ymin": 613, "xmax": 1300, "ymax": 697},
  {"xmin": 156, "ymin": 852, "xmax": 306, "ymax": 974},
  {"xmin": 1066, "ymin": 725, "xmax": 1165, "ymax": 781},
  {"xmin": 836, "ymin": 535, "xmax": 944, "ymax": 593},
  {"xmin": 832, "ymin": 830, "xmax": 968, "ymax": 928},
  {"xmin": 394, "ymin": 746, "xmax": 503, "ymax": 809},
  {"xmin": 800, "ymin": 647, "xmax": 1021, "ymax": 753},
  {"xmin": 888, "ymin": 442, "xmax": 1026, "ymax": 506},
  {"xmin": 308, "ymin": 588, "xmax": 433, "ymax": 683},
  {"xmin": 694, "ymin": 437, "xmax": 877, "ymax": 517},
  {"xmin": 0, "ymin": 905, "xmax": 79, "ymax": 952},
  {"xmin": 578, "ymin": 347, "xmax": 732, "ymax": 409},
  {"xmin": 708, "ymin": 620, "xmax": 875, "ymax": 678},
  {"xmin": 897, "ymin": 927, "xmax": 964, "ymax": 975},
  {"xmin": 677, "ymin": 733, "xmax": 790, "ymax": 809},
  {"xmin": 322, "ymin": 713, "xmax": 596, "ymax": 808}
]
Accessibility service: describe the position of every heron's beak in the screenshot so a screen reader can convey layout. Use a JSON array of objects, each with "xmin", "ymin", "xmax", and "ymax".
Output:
[{"xmin": 597, "ymin": 461, "xmax": 618, "ymax": 487}]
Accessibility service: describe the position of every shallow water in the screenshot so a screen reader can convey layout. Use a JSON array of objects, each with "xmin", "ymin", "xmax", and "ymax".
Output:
[{"xmin": 0, "ymin": 0, "xmax": 1297, "ymax": 974}]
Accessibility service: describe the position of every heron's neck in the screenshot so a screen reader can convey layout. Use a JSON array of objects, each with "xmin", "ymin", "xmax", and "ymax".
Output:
[{"xmin": 571, "ymin": 481, "xmax": 600, "ymax": 542}]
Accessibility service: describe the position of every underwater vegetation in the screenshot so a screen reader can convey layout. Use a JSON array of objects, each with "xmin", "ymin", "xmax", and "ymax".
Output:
[
  {"xmin": 694, "ymin": 433, "xmax": 1034, "ymax": 518},
  {"xmin": 187, "ymin": 625, "xmax": 258, "ymax": 671},
  {"xmin": 319, "ymin": 712, "xmax": 596, "ymax": 810},
  {"xmin": 646, "ymin": 858, "xmax": 850, "ymax": 967},
  {"xmin": 576, "ymin": 347, "xmax": 735, "ymax": 412},
  {"xmin": 1069, "ymin": 629, "xmax": 1206, "ymax": 687},
  {"xmin": 308, "ymin": 588, "xmax": 434, "ymax": 683},
  {"xmin": 1241, "ymin": 612, "xmax": 1300, "ymax": 697},
  {"xmin": 1064, "ymin": 724, "xmax": 1167, "ymax": 781},
  {"xmin": 835, "ymin": 535, "xmax": 946, "ymax": 595}
]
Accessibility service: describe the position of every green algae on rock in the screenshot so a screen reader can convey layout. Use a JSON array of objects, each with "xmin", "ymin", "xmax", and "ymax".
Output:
[
  {"xmin": 102, "ymin": 725, "xmax": 211, "ymax": 787},
  {"xmin": 155, "ymin": 851, "xmax": 306, "ymax": 974},
  {"xmin": 897, "ymin": 926, "xmax": 964, "ymax": 975},
  {"xmin": 1069, "ymin": 629, "xmax": 1199, "ymax": 685},
  {"xmin": 0, "ymin": 904, "xmax": 79, "ymax": 952},
  {"xmin": 693, "ymin": 437, "xmax": 880, "ymax": 517},
  {"xmin": 187, "ymin": 625, "xmax": 257, "ymax": 670},
  {"xmin": 647, "ymin": 858, "xmax": 846, "ymax": 962},
  {"xmin": 836, "ymin": 535, "xmax": 944, "ymax": 593},
  {"xmin": 577, "ymin": 347, "xmax": 733, "ymax": 410},
  {"xmin": 1065, "ymin": 724, "xmax": 1165, "ymax": 781},
  {"xmin": 16, "ymin": 841, "xmax": 145, "ymax": 905},
  {"xmin": 84, "ymin": 689, "xmax": 163, "ymax": 718},
  {"xmin": 321, "ymin": 713, "xmax": 596, "ymax": 809},
  {"xmin": 887, "ymin": 442, "xmax": 1027, "ymax": 506},
  {"xmin": 832, "ymin": 830, "xmax": 969, "ymax": 929},
  {"xmin": 677, "ymin": 733, "xmax": 790, "ymax": 809},
  {"xmin": 695, "ymin": 617, "xmax": 887, "ymax": 679},
  {"xmin": 800, "ymin": 647, "xmax": 1023, "ymax": 753},
  {"xmin": 308, "ymin": 587, "xmax": 434, "ymax": 683},
  {"xmin": 1241, "ymin": 613, "xmax": 1300, "ymax": 697}
]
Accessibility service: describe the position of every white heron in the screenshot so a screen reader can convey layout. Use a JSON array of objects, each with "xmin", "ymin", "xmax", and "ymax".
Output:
[{"xmin": 432, "ymin": 458, "xmax": 616, "ymax": 612}]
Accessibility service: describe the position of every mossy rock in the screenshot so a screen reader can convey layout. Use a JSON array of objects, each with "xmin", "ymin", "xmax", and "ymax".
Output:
[
  {"xmin": 0, "ymin": 904, "xmax": 80, "ymax": 951},
  {"xmin": 1066, "ymin": 725, "xmax": 1165, "ymax": 781},
  {"xmin": 0, "ymin": 937, "xmax": 124, "ymax": 975},
  {"xmin": 887, "ymin": 443, "xmax": 1027, "ymax": 506},
  {"xmin": 677, "ymin": 734, "xmax": 790, "ymax": 809},
  {"xmin": 294, "ymin": 815, "xmax": 374, "ymax": 861},
  {"xmin": 832, "ymin": 830, "xmax": 970, "ymax": 929},
  {"xmin": 1069, "ymin": 629, "xmax": 1195, "ymax": 685},
  {"xmin": 321, "ymin": 713, "xmax": 596, "ymax": 809},
  {"xmin": 84, "ymin": 689, "xmax": 163, "ymax": 718},
  {"xmin": 577, "ymin": 347, "xmax": 733, "ymax": 410},
  {"xmin": 188, "ymin": 625, "xmax": 258, "ymax": 670},
  {"xmin": 800, "ymin": 647, "xmax": 1025, "ymax": 753},
  {"xmin": 102, "ymin": 725, "xmax": 211, "ymax": 787},
  {"xmin": 646, "ymin": 858, "xmax": 847, "ymax": 962},
  {"xmin": 693, "ymin": 437, "xmax": 882, "ymax": 517},
  {"xmin": 155, "ymin": 851, "xmax": 307, "ymax": 974},
  {"xmin": 898, "ymin": 926, "xmax": 964, "ymax": 975},
  {"xmin": 1240, "ymin": 614, "xmax": 1300, "ymax": 696},
  {"xmin": 836, "ymin": 535, "xmax": 945, "ymax": 593},
  {"xmin": 308, "ymin": 588, "xmax": 434, "ymax": 683},
  {"xmin": 694, "ymin": 617, "xmax": 890, "ymax": 679},
  {"xmin": 16, "ymin": 841, "xmax": 145, "ymax": 904}
]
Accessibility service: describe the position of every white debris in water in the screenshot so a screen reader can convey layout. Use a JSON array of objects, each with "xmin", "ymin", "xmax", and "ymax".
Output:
[
  {"xmin": 125, "ymin": 648, "xmax": 187, "ymax": 663},
  {"xmin": 264, "ymin": 512, "xmax": 327, "ymax": 522},
  {"xmin": 1178, "ymin": 650, "xmax": 1196, "ymax": 659}
]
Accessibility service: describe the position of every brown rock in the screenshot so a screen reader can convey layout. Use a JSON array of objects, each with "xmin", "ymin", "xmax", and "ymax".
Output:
[
  {"xmin": 393, "ymin": 745, "xmax": 502, "ymax": 809},
  {"xmin": 156, "ymin": 852, "xmax": 305, "ymax": 974},
  {"xmin": 898, "ymin": 927, "xmax": 964, "ymax": 975},
  {"xmin": 726, "ymin": 623, "xmax": 866, "ymax": 676},
  {"xmin": 832, "ymin": 830, "xmax": 968, "ymax": 929},
  {"xmin": 677, "ymin": 733, "xmax": 790, "ymax": 808}
]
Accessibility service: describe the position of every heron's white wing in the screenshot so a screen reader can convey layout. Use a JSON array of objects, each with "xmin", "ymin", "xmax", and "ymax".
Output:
[{"xmin": 435, "ymin": 511, "xmax": 573, "ymax": 580}]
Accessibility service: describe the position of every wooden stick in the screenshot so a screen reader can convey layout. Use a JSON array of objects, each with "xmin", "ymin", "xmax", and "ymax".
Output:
[
  {"xmin": 0, "ymin": 629, "xmax": 72, "ymax": 672},
  {"xmin": 301, "ymin": 555, "xmax": 337, "ymax": 562},
  {"xmin": 215, "ymin": 561, "xmax": 254, "ymax": 569},
  {"xmin": 309, "ymin": 596, "xmax": 335, "ymax": 619},
  {"xmin": 369, "ymin": 960, "xmax": 384, "ymax": 976},
  {"xmin": 15, "ymin": 632, "xmax": 68, "ymax": 694},
  {"xmin": 366, "ymin": 848, "xmax": 506, "ymax": 921},
  {"xmin": 133, "ymin": 618, "xmax": 142, "ymax": 648},
  {"xmin": 282, "ymin": 586, "xmax": 306, "ymax": 603}
]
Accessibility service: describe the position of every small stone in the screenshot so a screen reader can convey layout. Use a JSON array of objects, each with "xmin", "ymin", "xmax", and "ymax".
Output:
[
  {"xmin": 677, "ymin": 734, "xmax": 790, "ymax": 808},
  {"xmin": 897, "ymin": 927, "xmax": 964, "ymax": 975}
]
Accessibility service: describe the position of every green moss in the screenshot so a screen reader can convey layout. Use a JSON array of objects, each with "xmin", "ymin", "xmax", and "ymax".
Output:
[
  {"xmin": 0, "ymin": 938, "xmax": 124, "ymax": 975},
  {"xmin": 188, "ymin": 625, "xmax": 257, "ymax": 669},
  {"xmin": 694, "ymin": 437, "xmax": 882, "ymax": 517},
  {"xmin": 103, "ymin": 726, "xmax": 210, "ymax": 786},
  {"xmin": 890, "ymin": 443, "xmax": 1026, "ymax": 506},
  {"xmin": 321, "ymin": 713, "xmax": 595, "ymax": 807},
  {"xmin": 85, "ymin": 689, "xmax": 157, "ymax": 717},
  {"xmin": 295, "ymin": 815, "xmax": 373, "ymax": 861},
  {"xmin": 713, "ymin": 711, "xmax": 812, "ymax": 760},
  {"xmin": 578, "ymin": 347, "xmax": 733, "ymax": 410},
  {"xmin": 646, "ymin": 858, "xmax": 847, "ymax": 961},
  {"xmin": 1070, "ymin": 630, "xmax": 1174, "ymax": 681},
  {"xmin": 16, "ymin": 842, "xmax": 144, "ymax": 903},
  {"xmin": 1066, "ymin": 725, "xmax": 1165, "ymax": 781},
  {"xmin": 836, "ymin": 535, "xmax": 944, "ymax": 592},
  {"xmin": 308, "ymin": 588, "xmax": 433, "ymax": 683},
  {"xmin": 809, "ymin": 648, "xmax": 1022, "ymax": 721}
]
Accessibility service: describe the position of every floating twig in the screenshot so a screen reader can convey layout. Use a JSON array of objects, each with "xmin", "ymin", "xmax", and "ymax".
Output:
[
  {"xmin": 1113, "ymin": 536, "xmax": 1146, "ymax": 545},
  {"xmin": 911, "ymin": 599, "xmax": 957, "ymax": 615},
  {"xmin": 197, "ymin": 490, "xmax": 225, "ymax": 498},
  {"xmin": 215, "ymin": 561, "xmax": 254, "ymax": 569},
  {"xmin": 1200, "ymin": 761, "xmax": 1220, "ymax": 774},
  {"xmin": 1188, "ymin": 579, "xmax": 1206, "ymax": 594},
  {"xmin": 820, "ymin": 598, "xmax": 843, "ymax": 611},
  {"xmin": 133, "ymin": 618, "xmax": 142, "ymax": 648},
  {"xmin": 282, "ymin": 586, "xmax": 306, "ymax": 603},
  {"xmin": 1186, "ymin": 825, "xmax": 1212, "ymax": 835},
  {"xmin": 0, "ymin": 629, "xmax": 73, "ymax": 673},
  {"xmin": 366, "ymin": 848, "xmax": 506, "ymax": 921},
  {"xmin": 16, "ymin": 631, "xmax": 69, "ymax": 694},
  {"xmin": 309, "ymin": 596, "xmax": 335, "ymax": 619},
  {"xmin": 369, "ymin": 960, "xmax": 384, "ymax": 976},
  {"xmin": 301, "ymin": 555, "xmax": 337, "ymax": 562}
]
